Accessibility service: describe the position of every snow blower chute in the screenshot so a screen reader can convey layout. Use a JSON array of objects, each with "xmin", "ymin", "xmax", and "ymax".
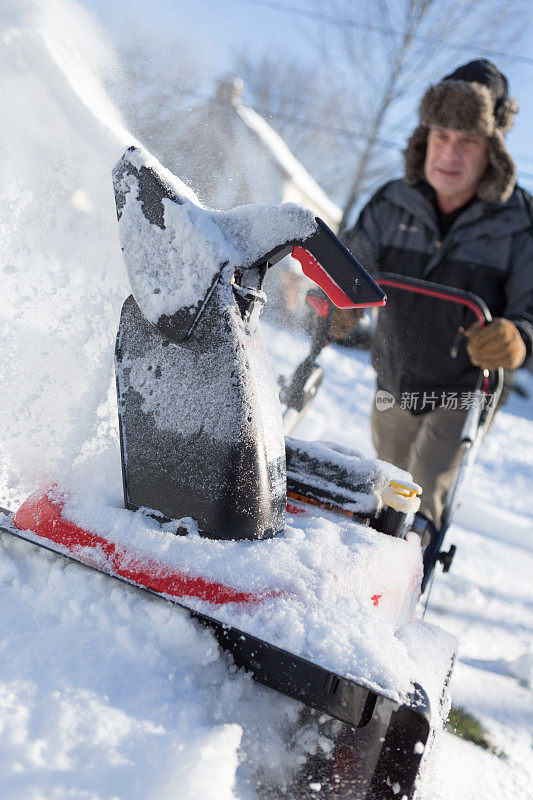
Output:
[{"xmin": 0, "ymin": 147, "xmax": 457, "ymax": 800}]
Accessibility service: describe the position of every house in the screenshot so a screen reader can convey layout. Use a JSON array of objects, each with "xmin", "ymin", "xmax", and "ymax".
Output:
[{"xmin": 173, "ymin": 76, "xmax": 341, "ymax": 230}]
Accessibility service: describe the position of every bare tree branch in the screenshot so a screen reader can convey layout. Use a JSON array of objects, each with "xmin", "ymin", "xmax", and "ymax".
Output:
[
  {"xmin": 108, "ymin": 0, "xmax": 529, "ymax": 227},
  {"xmin": 321, "ymin": 0, "xmax": 529, "ymax": 228}
]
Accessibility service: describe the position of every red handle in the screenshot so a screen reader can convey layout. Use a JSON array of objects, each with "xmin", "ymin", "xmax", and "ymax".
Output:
[
  {"xmin": 306, "ymin": 294, "xmax": 330, "ymax": 318},
  {"xmin": 292, "ymin": 246, "xmax": 387, "ymax": 310}
]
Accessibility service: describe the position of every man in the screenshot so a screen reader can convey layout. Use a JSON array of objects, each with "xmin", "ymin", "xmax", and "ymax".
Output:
[{"xmin": 341, "ymin": 59, "xmax": 533, "ymax": 527}]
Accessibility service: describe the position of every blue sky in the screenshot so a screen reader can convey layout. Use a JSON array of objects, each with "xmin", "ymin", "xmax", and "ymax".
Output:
[{"xmin": 84, "ymin": 0, "xmax": 533, "ymax": 193}]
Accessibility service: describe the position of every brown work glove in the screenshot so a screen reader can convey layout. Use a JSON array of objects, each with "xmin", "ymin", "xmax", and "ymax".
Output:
[
  {"xmin": 328, "ymin": 308, "xmax": 363, "ymax": 340},
  {"xmin": 465, "ymin": 318, "xmax": 527, "ymax": 370}
]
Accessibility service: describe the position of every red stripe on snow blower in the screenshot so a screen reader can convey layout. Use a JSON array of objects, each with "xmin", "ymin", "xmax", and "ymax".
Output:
[{"xmin": 14, "ymin": 492, "xmax": 268, "ymax": 605}]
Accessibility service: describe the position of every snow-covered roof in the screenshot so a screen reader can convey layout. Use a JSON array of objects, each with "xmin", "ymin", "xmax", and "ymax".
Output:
[
  {"xmin": 234, "ymin": 101, "xmax": 342, "ymax": 228},
  {"xmin": 170, "ymin": 77, "xmax": 341, "ymax": 230}
]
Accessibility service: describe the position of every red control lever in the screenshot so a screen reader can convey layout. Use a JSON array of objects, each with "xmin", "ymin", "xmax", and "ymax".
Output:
[{"xmin": 292, "ymin": 246, "xmax": 386, "ymax": 309}]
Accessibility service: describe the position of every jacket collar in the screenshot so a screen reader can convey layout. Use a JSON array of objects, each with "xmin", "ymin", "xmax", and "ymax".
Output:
[{"xmin": 383, "ymin": 179, "xmax": 530, "ymax": 240}]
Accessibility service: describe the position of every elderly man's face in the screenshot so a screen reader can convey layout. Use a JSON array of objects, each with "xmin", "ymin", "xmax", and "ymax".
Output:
[{"xmin": 424, "ymin": 126, "xmax": 489, "ymax": 212}]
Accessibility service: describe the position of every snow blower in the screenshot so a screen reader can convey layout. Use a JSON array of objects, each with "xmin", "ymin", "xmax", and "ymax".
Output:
[{"xmin": 0, "ymin": 147, "xmax": 456, "ymax": 799}]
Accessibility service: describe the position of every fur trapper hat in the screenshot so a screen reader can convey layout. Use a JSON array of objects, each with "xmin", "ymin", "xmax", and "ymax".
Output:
[{"xmin": 404, "ymin": 59, "xmax": 518, "ymax": 204}]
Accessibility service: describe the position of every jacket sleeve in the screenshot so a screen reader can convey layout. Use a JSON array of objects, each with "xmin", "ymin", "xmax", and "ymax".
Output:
[
  {"xmin": 505, "ymin": 228, "xmax": 533, "ymax": 366},
  {"xmin": 340, "ymin": 190, "xmax": 388, "ymax": 274}
]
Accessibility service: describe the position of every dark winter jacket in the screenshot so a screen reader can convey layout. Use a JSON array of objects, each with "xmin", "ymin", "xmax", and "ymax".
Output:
[{"xmin": 342, "ymin": 179, "xmax": 533, "ymax": 411}]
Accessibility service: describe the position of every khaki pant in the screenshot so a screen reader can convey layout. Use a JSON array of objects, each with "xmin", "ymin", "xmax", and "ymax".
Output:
[{"xmin": 370, "ymin": 398, "xmax": 468, "ymax": 525}]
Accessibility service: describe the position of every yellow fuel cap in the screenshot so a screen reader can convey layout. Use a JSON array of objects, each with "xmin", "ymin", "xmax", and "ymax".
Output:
[{"xmin": 382, "ymin": 479, "xmax": 422, "ymax": 514}]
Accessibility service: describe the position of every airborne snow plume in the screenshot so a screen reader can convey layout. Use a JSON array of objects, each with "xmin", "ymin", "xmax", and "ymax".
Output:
[{"xmin": 0, "ymin": 0, "xmax": 135, "ymax": 505}]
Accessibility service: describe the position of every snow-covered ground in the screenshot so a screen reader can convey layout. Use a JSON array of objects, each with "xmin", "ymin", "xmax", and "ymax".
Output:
[
  {"xmin": 1, "ymin": 329, "xmax": 531, "ymax": 800},
  {"xmin": 0, "ymin": 2, "xmax": 532, "ymax": 799}
]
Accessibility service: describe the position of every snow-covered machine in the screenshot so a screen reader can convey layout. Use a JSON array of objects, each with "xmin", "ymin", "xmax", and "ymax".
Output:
[{"xmin": 0, "ymin": 147, "xmax": 456, "ymax": 799}]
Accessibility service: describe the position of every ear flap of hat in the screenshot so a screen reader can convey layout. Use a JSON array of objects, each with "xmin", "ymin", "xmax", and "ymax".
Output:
[
  {"xmin": 477, "ymin": 130, "xmax": 516, "ymax": 204},
  {"xmin": 496, "ymin": 96, "xmax": 519, "ymax": 134},
  {"xmin": 403, "ymin": 125, "xmax": 427, "ymax": 185}
]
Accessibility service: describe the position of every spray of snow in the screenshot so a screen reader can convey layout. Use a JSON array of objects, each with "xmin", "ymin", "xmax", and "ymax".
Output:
[{"xmin": 0, "ymin": 0, "xmax": 138, "ymax": 506}]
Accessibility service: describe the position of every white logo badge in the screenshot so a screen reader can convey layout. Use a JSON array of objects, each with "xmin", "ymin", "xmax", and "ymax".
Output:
[{"xmin": 375, "ymin": 390, "xmax": 395, "ymax": 410}]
